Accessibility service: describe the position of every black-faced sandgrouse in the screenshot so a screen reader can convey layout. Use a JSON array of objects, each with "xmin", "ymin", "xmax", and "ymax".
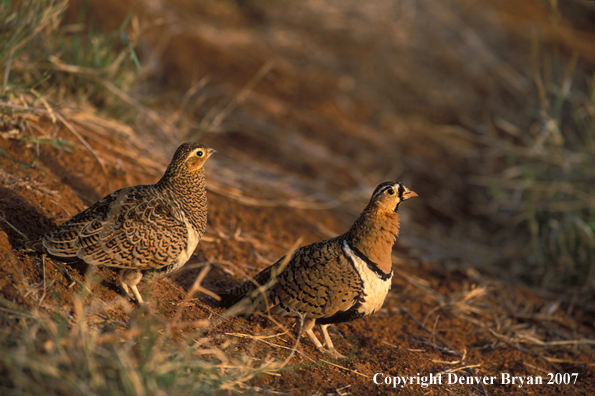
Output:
[
  {"xmin": 219, "ymin": 181, "xmax": 417, "ymax": 358},
  {"xmin": 25, "ymin": 142, "xmax": 215, "ymax": 303}
]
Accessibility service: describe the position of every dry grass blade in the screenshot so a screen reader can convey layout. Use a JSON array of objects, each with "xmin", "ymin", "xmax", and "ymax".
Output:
[
  {"xmin": 1, "ymin": 0, "xmax": 68, "ymax": 57},
  {"xmin": 487, "ymin": 328, "xmax": 595, "ymax": 348},
  {"xmin": 200, "ymin": 60, "xmax": 274, "ymax": 132},
  {"xmin": 226, "ymin": 331, "xmax": 290, "ymax": 340},
  {"xmin": 188, "ymin": 264, "xmax": 220, "ymax": 301},
  {"xmin": 225, "ymin": 331, "xmax": 315, "ymax": 363},
  {"xmin": 208, "ymin": 180, "xmax": 337, "ymax": 210},
  {"xmin": 54, "ymin": 111, "xmax": 108, "ymax": 186},
  {"xmin": 102, "ymin": 80, "xmax": 175, "ymax": 142},
  {"xmin": 318, "ymin": 359, "xmax": 370, "ymax": 379},
  {"xmin": 222, "ymin": 237, "xmax": 303, "ymax": 319},
  {"xmin": 0, "ymin": 100, "xmax": 109, "ymax": 188},
  {"xmin": 398, "ymin": 306, "xmax": 489, "ymax": 395},
  {"xmin": 0, "ymin": 211, "xmax": 29, "ymax": 240}
]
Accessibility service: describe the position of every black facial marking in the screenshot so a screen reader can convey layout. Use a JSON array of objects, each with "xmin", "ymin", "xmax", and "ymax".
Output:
[
  {"xmin": 393, "ymin": 183, "xmax": 405, "ymax": 212},
  {"xmin": 397, "ymin": 183, "xmax": 405, "ymax": 198},
  {"xmin": 372, "ymin": 181, "xmax": 398, "ymax": 200}
]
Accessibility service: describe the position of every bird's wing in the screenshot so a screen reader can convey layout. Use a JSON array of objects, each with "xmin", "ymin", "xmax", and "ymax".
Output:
[
  {"xmin": 221, "ymin": 237, "xmax": 363, "ymax": 320},
  {"xmin": 41, "ymin": 189, "xmax": 124, "ymax": 257},
  {"xmin": 44, "ymin": 187, "xmax": 191, "ymax": 270},
  {"xmin": 269, "ymin": 239, "xmax": 363, "ymax": 318}
]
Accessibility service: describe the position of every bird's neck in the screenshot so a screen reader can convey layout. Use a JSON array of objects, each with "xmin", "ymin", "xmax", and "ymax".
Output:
[
  {"xmin": 344, "ymin": 209, "xmax": 400, "ymax": 274},
  {"xmin": 157, "ymin": 168, "xmax": 207, "ymax": 230}
]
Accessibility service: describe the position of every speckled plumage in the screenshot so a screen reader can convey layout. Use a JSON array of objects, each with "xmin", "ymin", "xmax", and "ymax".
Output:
[
  {"xmin": 219, "ymin": 181, "xmax": 417, "ymax": 358},
  {"xmin": 26, "ymin": 142, "xmax": 215, "ymax": 303}
]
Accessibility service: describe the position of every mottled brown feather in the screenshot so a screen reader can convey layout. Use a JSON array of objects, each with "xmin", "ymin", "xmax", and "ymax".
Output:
[
  {"xmin": 219, "ymin": 181, "xmax": 417, "ymax": 357},
  {"xmin": 25, "ymin": 142, "xmax": 215, "ymax": 303}
]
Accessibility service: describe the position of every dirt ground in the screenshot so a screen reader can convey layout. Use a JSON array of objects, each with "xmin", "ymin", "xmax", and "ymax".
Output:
[{"xmin": 2, "ymin": 0, "xmax": 595, "ymax": 395}]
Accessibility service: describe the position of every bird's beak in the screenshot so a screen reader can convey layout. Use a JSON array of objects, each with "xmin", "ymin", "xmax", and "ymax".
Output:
[
  {"xmin": 403, "ymin": 190, "xmax": 418, "ymax": 199},
  {"xmin": 394, "ymin": 186, "xmax": 417, "ymax": 212},
  {"xmin": 208, "ymin": 148, "xmax": 217, "ymax": 156}
]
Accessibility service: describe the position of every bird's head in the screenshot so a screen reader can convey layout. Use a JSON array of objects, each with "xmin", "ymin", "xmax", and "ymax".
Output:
[
  {"xmin": 369, "ymin": 181, "xmax": 417, "ymax": 213},
  {"xmin": 160, "ymin": 142, "xmax": 216, "ymax": 186},
  {"xmin": 169, "ymin": 142, "xmax": 216, "ymax": 173}
]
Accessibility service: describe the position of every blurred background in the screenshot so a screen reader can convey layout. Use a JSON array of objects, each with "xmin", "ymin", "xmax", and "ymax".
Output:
[{"xmin": 3, "ymin": 0, "xmax": 595, "ymax": 292}]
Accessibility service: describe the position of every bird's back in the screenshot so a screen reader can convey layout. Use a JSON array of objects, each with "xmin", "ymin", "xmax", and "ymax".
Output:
[
  {"xmin": 36, "ymin": 184, "xmax": 195, "ymax": 272},
  {"xmin": 219, "ymin": 235, "xmax": 364, "ymax": 321}
]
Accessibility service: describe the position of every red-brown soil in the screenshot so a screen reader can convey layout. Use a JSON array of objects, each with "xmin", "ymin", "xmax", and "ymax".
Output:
[{"xmin": 2, "ymin": 0, "xmax": 595, "ymax": 394}]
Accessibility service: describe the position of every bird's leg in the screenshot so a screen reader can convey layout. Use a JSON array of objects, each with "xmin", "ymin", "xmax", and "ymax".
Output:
[
  {"xmin": 302, "ymin": 317, "xmax": 326, "ymax": 353},
  {"xmin": 119, "ymin": 269, "xmax": 144, "ymax": 304},
  {"xmin": 320, "ymin": 324, "xmax": 345, "ymax": 359},
  {"xmin": 301, "ymin": 318, "xmax": 345, "ymax": 359},
  {"xmin": 130, "ymin": 285, "xmax": 144, "ymax": 304}
]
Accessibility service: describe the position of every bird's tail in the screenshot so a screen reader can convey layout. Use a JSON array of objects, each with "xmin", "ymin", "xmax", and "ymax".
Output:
[
  {"xmin": 218, "ymin": 262, "xmax": 281, "ymax": 312},
  {"xmin": 217, "ymin": 291, "xmax": 248, "ymax": 308}
]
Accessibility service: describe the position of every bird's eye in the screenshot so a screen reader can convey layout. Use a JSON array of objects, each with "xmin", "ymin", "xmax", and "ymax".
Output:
[
  {"xmin": 196, "ymin": 150, "xmax": 204, "ymax": 157},
  {"xmin": 387, "ymin": 189, "xmax": 395, "ymax": 195}
]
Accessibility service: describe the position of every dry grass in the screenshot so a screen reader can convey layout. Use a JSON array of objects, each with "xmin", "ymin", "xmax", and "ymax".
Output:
[
  {"xmin": 396, "ymin": 265, "xmax": 595, "ymax": 361},
  {"xmin": 1, "ymin": 0, "xmax": 139, "ymax": 122},
  {"xmin": 0, "ymin": 2, "xmax": 282, "ymax": 393},
  {"xmin": 1, "ymin": 0, "xmax": 595, "ymax": 394},
  {"xmin": 472, "ymin": 39, "xmax": 595, "ymax": 288},
  {"xmin": 0, "ymin": 281, "xmax": 280, "ymax": 395}
]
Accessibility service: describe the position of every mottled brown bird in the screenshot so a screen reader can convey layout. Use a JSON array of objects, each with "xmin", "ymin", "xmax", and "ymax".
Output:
[
  {"xmin": 219, "ymin": 181, "xmax": 417, "ymax": 358},
  {"xmin": 25, "ymin": 142, "xmax": 215, "ymax": 303}
]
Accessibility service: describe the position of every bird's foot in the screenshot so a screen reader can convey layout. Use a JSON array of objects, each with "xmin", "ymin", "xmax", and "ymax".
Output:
[
  {"xmin": 120, "ymin": 270, "xmax": 144, "ymax": 304},
  {"xmin": 317, "ymin": 346, "xmax": 345, "ymax": 359},
  {"xmin": 120, "ymin": 283, "xmax": 144, "ymax": 304}
]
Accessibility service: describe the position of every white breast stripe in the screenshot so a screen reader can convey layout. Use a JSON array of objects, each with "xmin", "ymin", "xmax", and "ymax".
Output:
[
  {"xmin": 171, "ymin": 215, "xmax": 199, "ymax": 271},
  {"xmin": 343, "ymin": 240, "xmax": 392, "ymax": 316}
]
